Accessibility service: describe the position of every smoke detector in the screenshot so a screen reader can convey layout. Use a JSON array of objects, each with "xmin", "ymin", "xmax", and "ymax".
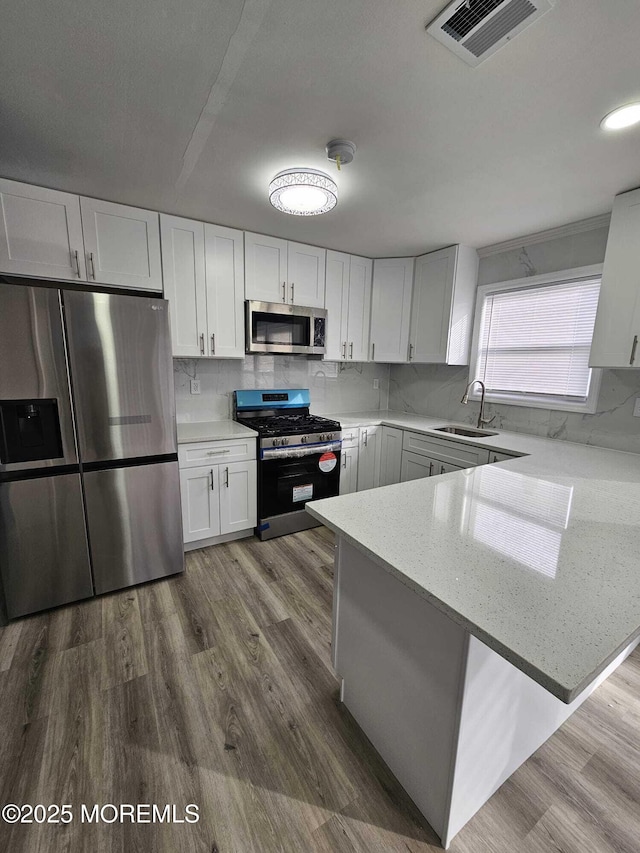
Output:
[
  {"xmin": 326, "ymin": 139, "xmax": 356, "ymax": 171},
  {"xmin": 426, "ymin": 0, "xmax": 555, "ymax": 67}
]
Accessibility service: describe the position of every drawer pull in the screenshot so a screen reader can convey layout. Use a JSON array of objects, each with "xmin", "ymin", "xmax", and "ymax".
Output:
[
  {"xmin": 631, "ymin": 335, "xmax": 638, "ymax": 366},
  {"xmin": 206, "ymin": 449, "xmax": 230, "ymax": 456}
]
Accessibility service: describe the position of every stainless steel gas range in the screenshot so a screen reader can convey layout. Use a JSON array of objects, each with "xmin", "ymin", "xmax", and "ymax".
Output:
[{"xmin": 234, "ymin": 389, "xmax": 341, "ymax": 540}]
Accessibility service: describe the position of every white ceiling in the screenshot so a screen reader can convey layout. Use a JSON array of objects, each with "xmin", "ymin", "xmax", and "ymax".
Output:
[{"xmin": 1, "ymin": 0, "xmax": 640, "ymax": 257}]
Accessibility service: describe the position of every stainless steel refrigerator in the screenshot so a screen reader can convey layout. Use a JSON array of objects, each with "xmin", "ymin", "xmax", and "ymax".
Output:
[{"xmin": 0, "ymin": 281, "xmax": 184, "ymax": 619}]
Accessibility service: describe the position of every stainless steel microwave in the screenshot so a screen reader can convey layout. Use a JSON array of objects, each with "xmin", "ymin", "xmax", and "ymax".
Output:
[{"xmin": 245, "ymin": 300, "xmax": 327, "ymax": 356}]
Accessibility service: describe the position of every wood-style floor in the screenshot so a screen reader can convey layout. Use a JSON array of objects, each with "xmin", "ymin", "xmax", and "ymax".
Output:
[{"xmin": 1, "ymin": 526, "xmax": 640, "ymax": 852}]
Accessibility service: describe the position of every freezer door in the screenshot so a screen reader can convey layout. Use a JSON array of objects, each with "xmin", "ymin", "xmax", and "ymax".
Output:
[
  {"xmin": 83, "ymin": 460, "xmax": 184, "ymax": 595},
  {"xmin": 63, "ymin": 290, "xmax": 176, "ymax": 463},
  {"xmin": 0, "ymin": 473, "xmax": 93, "ymax": 618},
  {"xmin": 0, "ymin": 284, "xmax": 77, "ymax": 474}
]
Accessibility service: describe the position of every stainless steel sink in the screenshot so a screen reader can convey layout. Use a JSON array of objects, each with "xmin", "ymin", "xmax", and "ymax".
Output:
[{"xmin": 434, "ymin": 425, "xmax": 499, "ymax": 438}]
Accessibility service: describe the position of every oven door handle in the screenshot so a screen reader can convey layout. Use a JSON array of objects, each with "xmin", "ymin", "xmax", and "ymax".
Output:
[{"xmin": 261, "ymin": 442, "xmax": 342, "ymax": 460}]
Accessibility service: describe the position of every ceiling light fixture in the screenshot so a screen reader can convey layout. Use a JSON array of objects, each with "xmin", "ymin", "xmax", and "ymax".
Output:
[
  {"xmin": 269, "ymin": 168, "xmax": 337, "ymax": 216},
  {"xmin": 601, "ymin": 102, "xmax": 640, "ymax": 131}
]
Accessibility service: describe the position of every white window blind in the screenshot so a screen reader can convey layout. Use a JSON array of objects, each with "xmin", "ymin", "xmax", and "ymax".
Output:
[{"xmin": 476, "ymin": 277, "xmax": 601, "ymax": 402}]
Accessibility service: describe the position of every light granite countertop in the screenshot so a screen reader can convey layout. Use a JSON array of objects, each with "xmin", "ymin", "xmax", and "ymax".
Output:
[
  {"xmin": 307, "ymin": 409, "xmax": 640, "ymax": 702},
  {"xmin": 176, "ymin": 420, "xmax": 257, "ymax": 444}
]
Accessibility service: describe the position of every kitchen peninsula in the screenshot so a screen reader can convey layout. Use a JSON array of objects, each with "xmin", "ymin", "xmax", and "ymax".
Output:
[{"xmin": 307, "ymin": 416, "xmax": 640, "ymax": 848}]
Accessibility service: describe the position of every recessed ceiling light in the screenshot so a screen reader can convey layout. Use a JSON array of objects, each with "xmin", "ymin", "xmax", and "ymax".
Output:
[
  {"xmin": 601, "ymin": 103, "xmax": 640, "ymax": 131},
  {"xmin": 269, "ymin": 169, "xmax": 337, "ymax": 216}
]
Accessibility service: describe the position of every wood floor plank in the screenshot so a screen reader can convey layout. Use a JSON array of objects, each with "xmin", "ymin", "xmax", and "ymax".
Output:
[
  {"xmin": 0, "ymin": 618, "xmax": 23, "ymax": 671},
  {"xmin": 168, "ymin": 570, "xmax": 220, "ymax": 655},
  {"xmin": 47, "ymin": 596, "xmax": 103, "ymax": 652},
  {"xmin": 101, "ymin": 590, "xmax": 148, "ymax": 690},
  {"xmin": 203, "ymin": 541, "xmax": 291, "ymax": 628}
]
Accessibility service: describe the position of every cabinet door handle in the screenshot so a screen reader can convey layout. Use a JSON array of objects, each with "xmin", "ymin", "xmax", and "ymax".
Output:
[
  {"xmin": 211, "ymin": 334, "xmax": 215, "ymax": 355},
  {"xmin": 210, "ymin": 469, "xmax": 214, "ymax": 491},
  {"xmin": 200, "ymin": 334, "xmax": 205, "ymax": 355},
  {"xmin": 371, "ymin": 342, "xmax": 375, "ymax": 360},
  {"xmin": 342, "ymin": 453, "xmax": 347, "ymax": 469},
  {"xmin": 342, "ymin": 342, "xmax": 347, "ymax": 359},
  {"xmin": 408, "ymin": 343, "xmax": 414, "ymax": 361},
  {"xmin": 282, "ymin": 281, "xmax": 286, "ymax": 302},
  {"xmin": 363, "ymin": 429, "xmax": 368, "ymax": 447},
  {"xmin": 349, "ymin": 342, "xmax": 354, "ymax": 359},
  {"xmin": 88, "ymin": 252, "xmax": 96, "ymax": 279},
  {"xmin": 72, "ymin": 250, "xmax": 81, "ymax": 277},
  {"xmin": 291, "ymin": 283, "xmax": 295, "ymax": 304},
  {"xmin": 440, "ymin": 465, "xmax": 445, "ymax": 475},
  {"xmin": 631, "ymin": 335, "xmax": 638, "ymax": 366},
  {"xmin": 224, "ymin": 466, "xmax": 229, "ymax": 487},
  {"xmin": 428, "ymin": 461, "xmax": 433, "ymax": 476}
]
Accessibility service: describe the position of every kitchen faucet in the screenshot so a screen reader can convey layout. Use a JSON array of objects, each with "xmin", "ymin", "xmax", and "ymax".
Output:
[{"xmin": 461, "ymin": 379, "xmax": 496, "ymax": 430}]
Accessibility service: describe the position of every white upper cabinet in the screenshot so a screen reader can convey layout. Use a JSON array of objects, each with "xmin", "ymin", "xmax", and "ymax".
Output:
[
  {"xmin": 287, "ymin": 241, "xmax": 325, "ymax": 308},
  {"xmin": 244, "ymin": 232, "xmax": 325, "ymax": 308},
  {"xmin": 346, "ymin": 255, "xmax": 372, "ymax": 362},
  {"xmin": 244, "ymin": 232, "xmax": 288, "ymax": 303},
  {"xmin": 590, "ymin": 187, "xmax": 640, "ymax": 368},
  {"xmin": 0, "ymin": 179, "xmax": 87, "ymax": 281},
  {"xmin": 325, "ymin": 251, "xmax": 372, "ymax": 361},
  {"xmin": 409, "ymin": 245, "xmax": 479, "ymax": 365},
  {"xmin": 325, "ymin": 251, "xmax": 350, "ymax": 360},
  {"xmin": 204, "ymin": 224, "xmax": 245, "ymax": 358},
  {"xmin": 161, "ymin": 214, "xmax": 244, "ymax": 358},
  {"xmin": 80, "ymin": 197, "xmax": 162, "ymax": 291},
  {"xmin": 370, "ymin": 257, "xmax": 414, "ymax": 362},
  {"xmin": 160, "ymin": 215, "xmax": 207, "ymax": 358}
]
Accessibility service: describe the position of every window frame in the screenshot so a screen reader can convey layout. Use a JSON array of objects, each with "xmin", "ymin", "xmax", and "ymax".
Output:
[{"xmin": 468, "ymin": 265, "xmax": 604, "ymax": 414}]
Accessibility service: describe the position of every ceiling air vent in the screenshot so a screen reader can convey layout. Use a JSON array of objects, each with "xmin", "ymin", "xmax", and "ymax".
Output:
[{"xmin": 426, "ymin": 0, "xmax": 554, "ymax": 67}]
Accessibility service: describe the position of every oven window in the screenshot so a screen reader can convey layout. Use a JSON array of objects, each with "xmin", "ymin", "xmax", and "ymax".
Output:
[{"xmin": 252, "ymin": 312, "xmax": 311, "ymax": 347}]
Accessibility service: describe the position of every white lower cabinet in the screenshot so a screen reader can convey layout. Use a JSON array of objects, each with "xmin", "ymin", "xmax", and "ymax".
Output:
[
  {"xmin": 180, "ymin": 465, "xmax": 221, "ymax": 543},
  {"xmin": 401, "ymin": 451, "xmax": 437, "ymax": 481},
  {"xmin": 400, "ymin": 431, "xmax": 487, "ymax": 483},
  {"xmin": 357, "ymin": 426, "xmax": 381, "ymax": 491},
  {"xmin": 339, "ymin": 429, "xmax": 360, "ymax": 495},
  {"xmin": 220, "ymin": 461, "xmax": 258, "ymax": 534},
  {"xmin": 340, "ymin": 447, "xmax": 359, "ymax": 495},
  {"xmin": 179, "ymin": 437, "xmax": 257, "ymax": 547},
  {"xmin": 379, "ymin": 426, "xmax": 403, "ymax": 486}
]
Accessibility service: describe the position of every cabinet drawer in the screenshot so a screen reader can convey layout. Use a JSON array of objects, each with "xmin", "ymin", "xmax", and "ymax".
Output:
[
  {"xmin": 340, "ymin": 428, "xmax": 360, "ymax": 448},
  {"xmin": 402, "ymin": 431, "xmax": 487, "ymax": 468},
  {"xmin": 179, "ymin": 438, "xmax": 256, "ymax": 468},
  {"xmin": 487, "ymin": 450, "xmax": 519, "ymax": 464}
]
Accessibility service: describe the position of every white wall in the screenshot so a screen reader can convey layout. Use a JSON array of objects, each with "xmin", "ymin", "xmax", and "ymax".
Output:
[
  {"xmin": 174, "ymin": 356, "xmax": 390, "ymax": 422},
  {"xmin": 390, "ymin": 223, "xmax": 640, "ymax": 454}
]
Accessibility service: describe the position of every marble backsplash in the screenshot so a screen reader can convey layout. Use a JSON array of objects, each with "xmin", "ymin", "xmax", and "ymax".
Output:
[
  {"xmin": 174, "ymin": 356, "xmax": 390, "ymax": 422},
  {"xmin": 388, "ymin": 364, "xmax": 640, "ymax": 454}
]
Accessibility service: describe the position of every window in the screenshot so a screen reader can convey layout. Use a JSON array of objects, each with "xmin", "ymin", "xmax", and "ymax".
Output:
[{"xmin": 469, "ymin": 267, "xmax": 603, "ymax": 413}]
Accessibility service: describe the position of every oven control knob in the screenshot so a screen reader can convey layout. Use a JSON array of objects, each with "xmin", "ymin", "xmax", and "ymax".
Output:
[
  {"xmin": 282, "ymin": 437, "xmax": 289, "ymax": 445},
  {"xmin": 273, "ymin": 438, "xmax": 281, "ymax": 447},
  {"xmin": 301, "ymin": 436, "xmax": 307, "ymax": 444}
]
